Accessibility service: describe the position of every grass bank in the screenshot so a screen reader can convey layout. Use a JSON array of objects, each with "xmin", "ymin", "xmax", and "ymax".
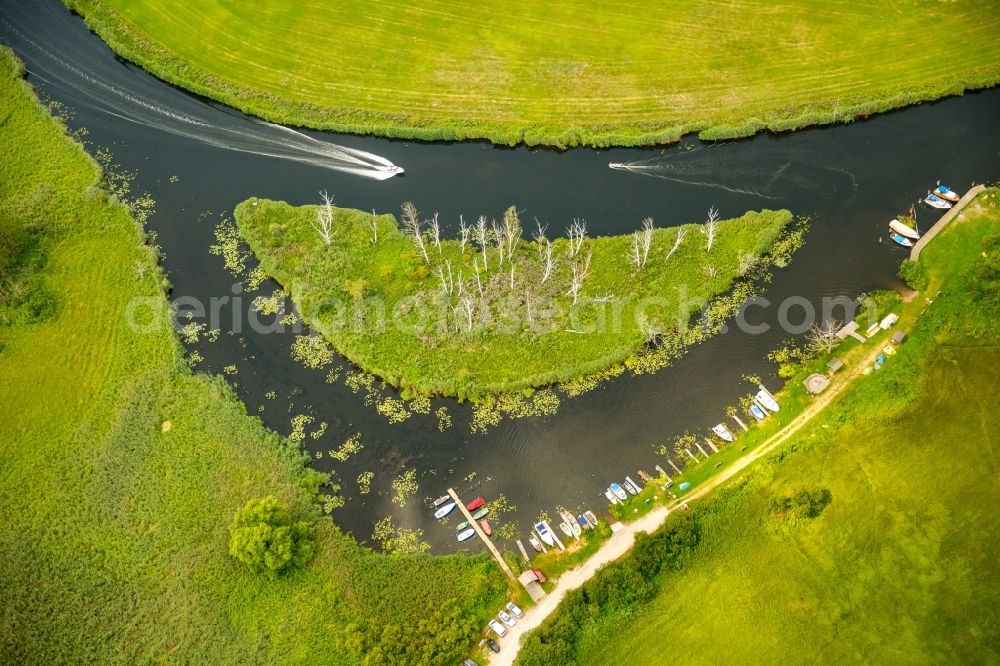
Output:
[
  {"xmin": 64, "ymin": 0, "xmax": 1000, "ymax": 147},
  {"xmin": 235, "ymin": 198, "xmax": 795, "ymax": 400},
  {"xmin": 516, "ymin": 189, "xmax": 1000, "ymax": 664},
  {"xmin": 0, "ymin": 47, "xmax": 508, "ymax": 665}
]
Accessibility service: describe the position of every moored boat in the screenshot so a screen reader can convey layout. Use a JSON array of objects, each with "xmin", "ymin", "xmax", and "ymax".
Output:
[
  {"xmin": 466, "ymin": 497, "xmax": 485, "ymax": 512},
  {"xmin": 528, "ymin": 535, "xmax": 543, "ymax": 552},
  {"xmin": 623, "ymin": 480, "xmax": 637, "ymax": 495},
  {"xmin": 889, "ymin": 232, "xmax": 914, "ymax": 248},
  {"xmin": 712, "ymin": 423, "xmax": 735, "ymax": 442},
  {"xmin": 604, "ymin": 489, "xmax": 618, "ymax": 504},
  {"xmin": 749, "ymin": 404, "xmax": 766, "ymax": 421},
  {"xmin": 584, "ymin": 510, "xmax": 598, "ymax": 527},
  {"xmin": 479, "ymin": 519, "xmax": 492, "ymax": 536},
  {"xmin": 457, "ymin": 527, "xmax": 475, "ymax": 542},
  {"xmin": 888, "ymin": 219, "xmax": 920, "ymax": 240},
  {"xmin": 625, "ymin": 476, "xmax": 641, "ymax": 494},
  {"xmin": 434, "ymin": 502, "xmax": 456, "ymax": 519},
  {"xmin": 432, "ymin": 495, "xmax": 450, "ymax": 507},
  {"xmin": 934, "ymin": 184, "xmax": 960, "ymax": 202},
  {"xmin": 558, "ymin": 521, "xmax": 574, "ymax": 538},
  {"xmin": 472, "ymin": 506, "xmax": 489, "ymax": 520},
  {"xmin": 755, "ymin": 389, "xmax": 780, "ymax": 412},
  {"xmin": 924, "ymin": 193, "xmax": 952, "ymax": 209},
  {"xmin": 534, "ymin": 521, "xmax": 555, "ymax": 546},
  {"xmin": 577, "ymin": 515, "xmax": 590, "ymax": 529},
  {"xmin": 610, "ymin": 483, "xmax": 628, "ymax": 501},
  {"xmin": 455, "ymin": 520, "xmax": 469, "ymax": 531}
]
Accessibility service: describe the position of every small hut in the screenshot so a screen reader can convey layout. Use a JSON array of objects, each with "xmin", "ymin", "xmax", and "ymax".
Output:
[
  {"xmin": 891, "ymin": 331, "xmax": 906, "ymax": 345},
  {"xmin": 826, "ymin": 358, "xmax": 844, "ymax": 373}
]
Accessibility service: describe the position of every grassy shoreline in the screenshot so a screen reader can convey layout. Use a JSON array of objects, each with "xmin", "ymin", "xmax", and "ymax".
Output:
[
  {"xmin": 234, "ymin": 198, "xmax": 795, "ymax": 400},
  {"xmin": 0, "ymin": 47, "xmax": 508, "ymax": 664},
  {"xmin": 64, "ymin": 0, "xmax": 1000, "ymax": 148}
]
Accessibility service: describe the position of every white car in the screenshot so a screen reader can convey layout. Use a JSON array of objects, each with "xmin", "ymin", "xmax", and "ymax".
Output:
[
  {"xmin": 498, "ymin": 610, "xmax": 517, "ymax": 627},
  {"xmin": 488, "ymin": 619, "xmax": 507, "ymax": 638},
  {"xmin": 506, "ymin": 601, "xmax": 523, "ymax": 618}
]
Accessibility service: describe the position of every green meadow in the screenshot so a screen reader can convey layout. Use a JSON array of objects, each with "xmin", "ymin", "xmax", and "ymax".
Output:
[
  {"xmin": 66, "ymin": 0, "xmax": 1000, "ymax": 146},
  {"xmin": 0, "ymin": 47, "xmax": 508, "ymax": 665},
  {"xmin": 518, "ymin": 190, "xmax": 1000, "ymax": 664},
  {"xmin": 235, "ymin": 197, "xmax": 794, "ymax": 400}
]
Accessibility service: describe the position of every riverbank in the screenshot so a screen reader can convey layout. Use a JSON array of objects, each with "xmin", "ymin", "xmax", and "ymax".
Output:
[
  {"xmin": 65, "ymin": 0, "xmax": 1000, "ymax": 148},
  {"xmin": 498, "ymin": 187, "xmax": 1000, "ymax": 664},
  {"xmin": 0, "ymin": 47, "xmax": 509, "ymax": 664},
  {"xmin": 235, "ymin": 197, "xmax": 795, "ymax": 400}
]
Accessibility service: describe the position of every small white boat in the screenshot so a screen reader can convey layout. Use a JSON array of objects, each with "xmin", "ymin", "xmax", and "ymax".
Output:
[
  {"xmin": 888, "ymin": 219, "xmax": 920, "ymax": 240},
  {"xmin": 749, "ymin": 404, "xmax": 766, "ymax": 421},
  {"xmin": 610, "ymin": 483, "xmax": 628, "ymax": 501},
  {"xmin": 889, "ymin": 232, "xmax": 914, "ymax": 248},
  {"xmin": 755, "ymin": 389, "xmax": 780, "ymax": 413},
  {"xmin": 457, "ymin": 527, "xmax": 475, "ymax": 542},
  {"xmin": 528, "ymin": 536, "xmax": 543, "ymax": 552},
  {"xmin": 558, "ymin": 522, "xmax": 574, "ymax": 538},
  {"xmin": 625, "ymin": 476, "xmax": 641, "ymax": 494},
  {"xmin": 924, "ymin": 193, "xmax": 952, "ymax": 209},
  {"xmin": 608, "ymin": 162, "xmax": 625, "ymax": 169},
  {"xmin": 584, "ymin": 510, "xmax": 598, "ymax": 527},
  {"xmin": 560, "ymin": 511, "xmax": 581, "ymax": 538},
  {"xmin": 434, "ymin": 502, "xmax": 456, "ymax": 519},
  {"xmin": 382, "ymin": 164, "xmax": 404, "ymax": 176},
  {"xmin": 711, "ymin": 423, "xmax": 735, "ymax": 442},
  {"xmin": 604, "ymin": 489, "xmax": 618, "ymax": 504},
  {"xmin": 432, "ymin": 495, "xmax": 450, "ymax": 507},
  {"xmin": 934, "ymin": 184, "xmax": 960, "ymax": 202},
  {"xmin": 623, "ymin": 480, "xmax": 637, "ymax": 496},
  {"xmin": 534, "ymin": 521, "xmax": 555, "ymax": 547}
]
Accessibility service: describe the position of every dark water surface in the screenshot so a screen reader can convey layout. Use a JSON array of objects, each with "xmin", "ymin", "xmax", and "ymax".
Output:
[{"xmin": 3, "ymin": 0, "xmax": 998, "ymax": 551}]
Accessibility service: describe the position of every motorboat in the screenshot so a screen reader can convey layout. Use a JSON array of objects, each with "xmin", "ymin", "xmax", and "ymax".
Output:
[
  {"xmin": 610, "ymin": 483, "xmax": 628, "ymax": 501},
  {"xmin": 608, "ymin": 162, "xmax": 625, "ymax": 169},
  {"xmin": 889, "ymin": 219, "xmax": 920, "ymax": 240},
  {"xmin": 457, "ymin": 528, "xmax": 475, "ymax": 542},
  {"xmin": 755, "ymin": 389, "xmax": 780, "ymax": 412},
  {"xmin": 924, "ymin": 193, "xmax": 952, "ymax": 209},
  {"xmin": 712, "ymin": 423, "xmax": 735, "ymax": 442},
  {"xmin": 577, "ymin": 515, "xmax": 590, "ymax": 529},
  {"xmin": 604, "ymin": 489, "xmax": 618, "ymax": 504},
  {"xmin": 528, "ymin": 535, "xmax": 543, "ymax": 552},
  {"xmin": 934, "ymin": 184, "xmax": 960, "ymax": 202},
  {"xmin": 432, "ymin": 495, "xmax": 450, "ymax": 507},
  {"xmin": 584, "ymin": 510, "xmax": 598, "ymax": 527},
  {"xmin": 889, "ymin": 232, "xmax": 914, "ymax": 248},
  {"xmin": 381, "ymin": 164, "xmax": 404, "ymax": 177},
  {"xmin": 534, "ymin": 521, "xmax": 555, "ymax": 546},
  {"xmin": 466, "ymin": 497, "xmax": 485, "ymax": 512},
  {"xmin": 434, "ymin": 502, "xmax": 456, "ymax": 519},
  {"xmin": 749, "ymin": 404, "xmax": 766, "ymax": 421}
]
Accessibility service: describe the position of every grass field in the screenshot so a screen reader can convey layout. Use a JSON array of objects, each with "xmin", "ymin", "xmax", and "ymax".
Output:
[
  {"xmin": 0, "ymin": 47, "xmax": 509, "ymax": 665},
  {"xmin": 517, "ymin": 190, "xmax": 1000, "ymax": 663},
  {"xmin": 235, "ymin": 197, "xmax": 794, "ymax": 400},
  {"xmin": 65, "ymin": 0, "xmax": 1000, "ymax": 147}
]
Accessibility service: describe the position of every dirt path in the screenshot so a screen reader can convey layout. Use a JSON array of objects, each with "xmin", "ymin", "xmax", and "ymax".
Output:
[{"xmin": 491, "ymin": 342, "xmax": 888, "ymax": 665}]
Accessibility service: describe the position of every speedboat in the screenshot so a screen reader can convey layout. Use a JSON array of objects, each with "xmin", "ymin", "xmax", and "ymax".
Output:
[
  {"xmin": 755, "ymin": 389, "xmax": 780, "ymax": 412},
  {"xmin": 889, "ymin": 232, "xmax": 914, "ymax": 248},
  {"xmin": 584, "ymin": 510, "xmax": 598, "ymax": 527},
  {"xmin": 528, "ymin": 535, "xmax": 543, "ymax": 552},
  {"xmin": 466, "ymin": 497, "xmax": 485, "ymax": 512},
  {"xmin": 625, "ymin": 476, "xmax": 642, "ymax": 494},
  {"xmin": 457, "ymin": 527, "xmax": 475, "ymax": 542},
  {"xmin": 434, "ymin": 502, "xmax": 456, "ymax": 519},
  {"xmin": 432, "ymin": 495, "xmax": 450, "ymax": 507},
  {"xmin": 610, "ymin": 483, "xmax": 628, "ymax": 501},
  {"xmin": 712, "ymin": 423, "xmax": 735, "ymax": 442},
  {"xmin": 749, "ymin": 404, "xmax": 766, "ymax": 421},
  {"xmin": 889, "ymin": 219, "xmax": 920, "ymax": 240},
  {"xmin": 382, "ymin": 164, "xmax": 404, "ymax": 176},
  {"xmin": 924, "ymin": 193, "xmax": 952, "ymax": 209},
  {"xmin": 934, "ymin": 185, "xmax": 960, "ymax": 202},
  {"xmin": 472, "ymin": 506, "xmax": 489, "ymax": 520},
  {"xmin": 558, "ymin": 521, "xmax": 574, "ymax": 538},
  {"xmin": 604, "ymin": 489, "xmax": 618, "ymax": 504},
  {"xmin": 534, "ymin": 521, "xmax": 555, "ymax": 546},
  {"xmin": 608, "ymin": 162, "xmax": 625, "ymax": 169}
]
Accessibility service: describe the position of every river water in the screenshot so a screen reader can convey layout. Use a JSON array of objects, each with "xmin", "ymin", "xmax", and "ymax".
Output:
[{"xmin": 3, "ymin": 0, "xmax": 998, "ymax": 551}]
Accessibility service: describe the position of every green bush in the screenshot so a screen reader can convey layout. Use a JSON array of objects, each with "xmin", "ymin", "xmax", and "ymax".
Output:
[
  {"xmin": 228, "ymin": 495, "xmax": 316, "ymax": 573},
  {"xmin": 898, "ymin": 259, "xmax": 929, "ymax": 291},
  {"xmin": 770, "ymin": 487, "xmax": 832, "ymax": 519}
]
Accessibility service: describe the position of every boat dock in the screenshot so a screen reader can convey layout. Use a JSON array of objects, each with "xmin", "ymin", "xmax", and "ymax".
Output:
[
  {"xmin": 910, "ymin": 184, "xmax": 985, "ymax": 260},
  {"xmin": 447, "ymin": 487, "xmax": 515, "ymax": 581}
]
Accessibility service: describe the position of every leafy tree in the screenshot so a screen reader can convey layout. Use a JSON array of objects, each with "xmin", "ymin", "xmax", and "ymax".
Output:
[
  {"xmin": 228, "ymin": 495, "xmax": 315, "ymax": 573},
  {"xmin": 771, "ymin": 487, "xmax": 832, "ymax": 519},
  {"xmin": 897, "ymin": 259, "xmax": 928, "ymax": 291}
]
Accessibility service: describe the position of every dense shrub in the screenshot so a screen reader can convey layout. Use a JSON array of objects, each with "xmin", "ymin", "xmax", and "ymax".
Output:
[
  {"xmin": 228, "ymin": 495, "xmax": 316, "ymax": 573},
  {"xmin": 972, "ymin": 233, "xmax": 1000, "ymax": 305},
  {"xmin": 771, "ymin": 487, "xmax": 832, "ymax": 519},
  {"xmin": 898, "ymin": 259, "xmax": 929, "ymax": 291}
]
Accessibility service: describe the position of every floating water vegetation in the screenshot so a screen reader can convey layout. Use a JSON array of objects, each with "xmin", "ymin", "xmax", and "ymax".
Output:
[
  {"xmin": 291, "ymin": 334, "xmax": 334, "ymax": 369},
  {"xmin": 328, "ymin": 433, "xmax": 363, "ymax": 462},
  {"xmin": 372, "ymin": 515, "xmax": 430, "ymax": 555},
  {"xmin": 288, "ymin": 414, "xmax": 314, "ymax": 445},
  {"xmin": 435, "ymin": 406, "xmax": 452, "ymax": 432},
  {"xmin": 391, "ymin": 468, "xmax": 419, "ymax": 507},
  {"xmin": 357, "ymin": 471, "xmax": 374, "ymax": 495}
]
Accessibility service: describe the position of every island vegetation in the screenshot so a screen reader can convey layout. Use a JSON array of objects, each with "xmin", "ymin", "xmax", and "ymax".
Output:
[
  {"xmin": 64, "ymin": 0, "xmax": 1000, "ymax": 147},
  {"xmin": 0, "ymin": 47, "xmax": 508, "ymax": 665},
  {"xmin": 235, "ymin": 197, "xmax": 796, "ymax": 400},
  {"xmin": 517, "ymin": 188, "xmax": 1000, "ymax": 664}
]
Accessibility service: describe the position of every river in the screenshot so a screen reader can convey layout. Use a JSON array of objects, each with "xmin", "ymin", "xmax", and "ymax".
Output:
[{"xmin": 3, "ymin": 0, "xmax": 998, "ymax": 551}]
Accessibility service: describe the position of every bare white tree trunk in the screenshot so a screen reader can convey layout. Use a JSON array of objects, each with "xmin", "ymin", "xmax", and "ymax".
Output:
[
  {"xmin": 429, "ymin": 212, "xmax": 442, "ymax": 254},
  {"xmin": 629, "ymin": 233, "xmax": 643, "ymax": 269},
  {"xmin": 509, "ymin": 263, "xmax": 515, "ymax": 289},
  {"xmin": 475, "ymin": 215, "xmax": 489, "ymax": 271},
  {"xmin": 401, "ymin": 201, "xmax": 428, "ymax": 263},
  {"xmin": 541, "ymin": 238, "xmax": 554, "ymax": 283},
  {"xmin": 368, "ymin": 209, "xmax": 379, "ymax": 244},
  {"xmin": 458, "ymin": 297, "xmax": 475, "ymax": 332},
  {"xmin": 807, "ymin": 319, "xmax": 841, "ymax": 354},
  {"xmin": 502, "ymin": 206, "xmax": 521, "ymax": 262},
  {"xmin": 310, "ymin": 190, "xmax": 335, "ymax": 245},
  {"xmin": 566, "ymin": 218, "xmax": 587, "ymax": 258},
  {"xmin": 459, "ymin": 215, "xmax": 469, "ymax": 255},
  {"xmin": 738, "ymin": 251, "xmax": 757, "ymax": 275},
  {"xmin": 473, "ymin": 256, "xmax": 484, "ymax": 297},
  {"xmin": 666, "ymin": 227, "xmax": 686, "ymax": 262},
  {"xmin": 491, "ymin": 219, "xmax": 504, "ymax": 268},
  {"xmin": 566, "ymin": 250, "xmax": 592, "ymax": 305},
  {"xmin": 701, "ymin": 206, "xmax": 719, "ymax": 252}
]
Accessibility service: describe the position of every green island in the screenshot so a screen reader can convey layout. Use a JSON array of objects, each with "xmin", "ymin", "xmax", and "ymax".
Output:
[
  {"xmin": 0, "ymin": 48, "xmax": 510, "ymax": 664},
  {"xmin": 515, "ymin": 189, "xmax": 1000, "ymax": 664},
  {"xmin": 65, "ymin": 0, "xmax": 1000, "ymax": 147},
  {"xmin": 235, "ymin": 198, "xmax": 796, "ymax": 400}
]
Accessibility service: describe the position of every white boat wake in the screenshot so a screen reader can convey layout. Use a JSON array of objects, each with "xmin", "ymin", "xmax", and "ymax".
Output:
[{"xmin": 1, "ymin": 9, "xmax": 403, "ymax": 179}]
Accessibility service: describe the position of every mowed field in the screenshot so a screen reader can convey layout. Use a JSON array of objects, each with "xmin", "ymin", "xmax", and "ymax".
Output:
[
  {"xmin": 68, "ymin": 0, "xmax": 1000, "ymax": 146},
  {"xmin": 518, "ymin": 197, "xmax": 1000, "ymax": 664}
]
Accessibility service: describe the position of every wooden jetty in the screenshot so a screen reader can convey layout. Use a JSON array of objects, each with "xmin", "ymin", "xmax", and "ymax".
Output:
[
  {"xmin": 447, "ymin": 488, "xmax": 515, "ymax": 581},
  {"xmin": 516, "ymin": 539, "xmax": 530, "ymax": 562}
]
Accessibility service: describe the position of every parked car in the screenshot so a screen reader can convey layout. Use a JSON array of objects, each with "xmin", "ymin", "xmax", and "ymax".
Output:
[
  {"xmin": 485, "ymin": 638, "xmax": 500, "ymax": 653},
  {"xmin": 505, "ymin": 601, "xmax": 523, "ymax": 618},
  {"xmin": 532, "ymin": 568, "xmax": 546, "ymax": 583},
  {"xmin": 498, "ymin": 610, "xmax": 517, "ymax": 627},
  {"xmin": 488, "ymin": 619, "xmax": 507, "ymax": 638}
]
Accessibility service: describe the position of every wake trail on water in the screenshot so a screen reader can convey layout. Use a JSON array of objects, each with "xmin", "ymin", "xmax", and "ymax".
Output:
[{"xmin": 1, "ymin": 11, "xmax": 400, "ymax": 180}]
